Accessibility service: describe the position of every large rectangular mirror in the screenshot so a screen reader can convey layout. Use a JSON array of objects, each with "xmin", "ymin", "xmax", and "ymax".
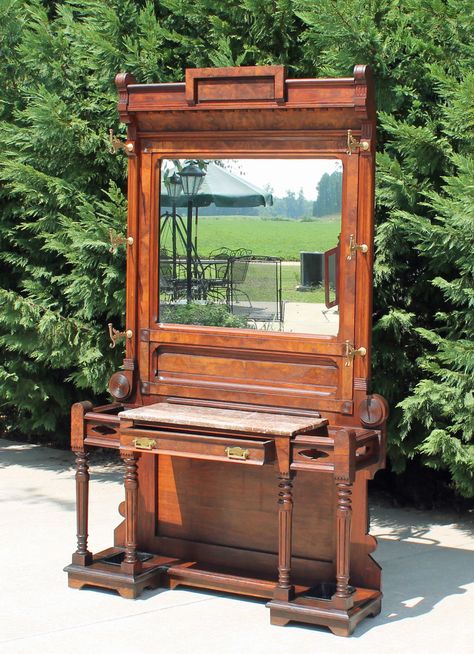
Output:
[{"xmin": 158, "ymin": 159, "xmax": 342, "ymax": 336}]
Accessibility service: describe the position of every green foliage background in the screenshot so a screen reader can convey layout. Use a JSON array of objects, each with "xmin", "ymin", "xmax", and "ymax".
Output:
[{"xmin": 0, "ymin": 0, "xmax": 472, "ymax": 497}]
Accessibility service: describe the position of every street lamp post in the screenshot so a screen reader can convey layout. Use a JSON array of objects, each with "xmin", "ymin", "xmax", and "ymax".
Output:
[
  {"xmin": 180, "ymin": 162, "xmax": 206, "ymax": 302},
  {"xmin": 164, "ymin": 171, "xmax": 182, "ymax": 284}
]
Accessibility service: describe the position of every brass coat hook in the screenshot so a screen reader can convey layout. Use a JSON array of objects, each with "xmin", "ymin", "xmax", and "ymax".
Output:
[
  {"xmin": 109, "ymin": 129, "xmax": 134, "ymax": 155},
  {"xmin": 346, "ymin": 130, "xmax": 370, "ymax": 155},
  {"xmin": 108, "ymin": 323, "xmax": 133, "ymax": 348},
  {"xmin": 109, "ymin": 229, "xmax": 134, "ymax": 253}
]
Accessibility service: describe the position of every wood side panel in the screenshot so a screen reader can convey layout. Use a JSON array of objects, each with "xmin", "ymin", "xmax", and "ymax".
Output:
[
  {"xmin": 125, "ymin": 144, "xmax": 139, "ymax": 371},
  {"xmin": 155, "ymin": 457, "xmax": 335, "ymax": 563},
  {"xmin": 354, "ymin": 126, "xmax": 375, "ymax": 384}
]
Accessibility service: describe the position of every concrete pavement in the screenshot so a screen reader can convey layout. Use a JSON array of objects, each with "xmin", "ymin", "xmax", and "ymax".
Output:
[{"xmin": 1, "ymin": 438, "xmax": 473, "ymax": 654}]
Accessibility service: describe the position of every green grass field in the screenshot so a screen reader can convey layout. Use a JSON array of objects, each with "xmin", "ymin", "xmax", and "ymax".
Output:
[
  {"xmin": 161, "ymin": 215, "xmax": 340, "ymax": 261},
  {"xmin": 161, "ymin": 215, "xmax": 337, "ymax": 305}
]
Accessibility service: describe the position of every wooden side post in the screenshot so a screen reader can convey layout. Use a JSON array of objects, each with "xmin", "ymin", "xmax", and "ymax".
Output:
[
  {"xmin": 333, "ymin": 429, "xmax": 357, "ymax": 609},
  {"xmin": 71, "ymin": 449, "xmax": 93, "ymax": 566},
  {"xmin": 274, "ymin": 471, "xmax": 295, "ymax": 602},
  {"xmin": 71, "ymin": 401, "xmax": 93, "ymax": 566},
  {"xmin": 120, "ymin": 450, "xmax": 142, "ymax": 575}
]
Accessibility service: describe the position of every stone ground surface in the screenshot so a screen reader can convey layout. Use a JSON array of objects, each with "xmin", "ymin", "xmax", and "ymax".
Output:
[{"xmin": 1, "ymin": 437, "xmax": 473, "ymax": 654}]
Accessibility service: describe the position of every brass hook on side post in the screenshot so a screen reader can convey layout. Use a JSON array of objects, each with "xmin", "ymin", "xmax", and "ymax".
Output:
[
  {"xmin": 109, "ymin": 129, "xmax": 135, "ymax": 155},
  {"xmin": 108, "ymin": 323, "xmax": 133, "ymax": 349},
  {"xmin": 347, "ymin": 234, "xmax": 369, "ymax": 261},
  {"xmin": 109, "ymin": 229, "xmax": 134, "ymax": 253},
  {"xmin": 346, "ymin": 130, "xmax": 370, "ymax": 155},
  {"xmin": 343, "ymin": 340, "xmax": 367, "ymax": 367}
]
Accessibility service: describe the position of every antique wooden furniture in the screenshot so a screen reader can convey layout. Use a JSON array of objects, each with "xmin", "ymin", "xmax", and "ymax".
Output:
[{"xmin": 65, "ymin": 65, "xmax": 388, "ymax": 637}]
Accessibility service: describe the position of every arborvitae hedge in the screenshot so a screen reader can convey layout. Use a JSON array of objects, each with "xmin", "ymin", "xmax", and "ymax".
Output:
[{"xmin": 0, "ymin": 0, "xmax": 472, "ymax": 497}]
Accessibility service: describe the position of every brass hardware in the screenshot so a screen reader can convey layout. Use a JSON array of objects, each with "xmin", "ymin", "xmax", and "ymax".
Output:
[
  {"xmin": 109, "ymin": 129, "xmax": 134, "ymax": 154},
  {"xmin": 109, "ymin": 229, "xmax": 134, "ymax": 253},
  {"xmin": 132, "ymin": 437, "xmax": 156, "ymax": 450},
  {"xmin": 347, "ymin": 129, "xmax": 370, "ymax": 155},
  {"xmin": 344, "ymin": 340, "xmax": 367, "ymax": 367},
  {"xmin": 347, "ymin": 234, "xmax": 369, "ymax": 260},
  {"xmin": 225, "ymin": 446, "xmax": 250, "ymax": 461},
  {"xmin": 108, "ymin": 323, "xmax": 133, "ymax": 349}
]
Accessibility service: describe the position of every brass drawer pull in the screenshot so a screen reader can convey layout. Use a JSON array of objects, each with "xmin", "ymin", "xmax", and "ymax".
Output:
[
  {"xmin": 225, "ymin": 446, "xmax": 250, "ymax": 461},
  {"xmin": 132, "ymin": 437, "xmax": 156, "ymax": 450}
]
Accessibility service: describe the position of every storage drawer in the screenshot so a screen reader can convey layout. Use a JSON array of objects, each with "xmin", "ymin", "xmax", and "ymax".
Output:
[
  {"xmin": 120, "ymin": 427, "xmax": 275, "ymax": 465},
  {"xmin": 85, "ymin": 420, "xmax": 121, "ymax": 448}
]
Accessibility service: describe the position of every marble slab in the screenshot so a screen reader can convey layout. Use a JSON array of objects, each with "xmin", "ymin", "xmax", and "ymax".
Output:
[{"xmin": 119, "ymin": 402, "xmax": 327, "ymax": 437}]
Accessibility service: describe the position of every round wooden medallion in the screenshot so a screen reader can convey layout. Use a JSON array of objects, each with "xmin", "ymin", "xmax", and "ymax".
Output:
[
  {"xmin": 108, "ymin": 371, "xmax": 131, "ymax": 400},
  {"xmin": 358, "ymin": 394, "xmax": 389, "ymax": 428}
]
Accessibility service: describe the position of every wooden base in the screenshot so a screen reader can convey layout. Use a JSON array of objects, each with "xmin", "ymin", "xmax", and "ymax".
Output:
[
  {"xmin": 64, "ymin": 548, "xmax": 172, "ymax": 599},
  {"xmin": 267, "ymin": 589, "xmax": 382, "ymax": 637},
  {"xmin": 166, "ymin": 561, "xmax": 278, "ymax": 598}
]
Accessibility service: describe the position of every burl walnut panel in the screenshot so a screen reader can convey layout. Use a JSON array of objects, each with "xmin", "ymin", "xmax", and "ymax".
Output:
[{"xmin": 149, "ymin": 345, "xmax": 345, "ymax": 412}]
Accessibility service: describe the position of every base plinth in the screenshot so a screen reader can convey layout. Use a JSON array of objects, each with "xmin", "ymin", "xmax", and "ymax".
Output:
[
  {"xmin": 267, "ymin": 589, "xmax": 381, "ymax": 637},
  {"xmin": 64, "ymin": 547, "xmax": 170, "ymax": 599}
]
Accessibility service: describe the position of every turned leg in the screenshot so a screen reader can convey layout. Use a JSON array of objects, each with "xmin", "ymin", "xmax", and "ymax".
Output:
[
  {"xmin": 120, "ymin": 451, "xmax": 142, "ymax": 575},
  {"xmin": 335, "ymin": 481, "xmax": 353, "ymax": 601},
  {"xmin": 274, "ymin": 472, "xmax": 295, "ymax": 602},
  {"xmin": 71, "ymin": 449, "xmax": 92, "ymax": 566}
]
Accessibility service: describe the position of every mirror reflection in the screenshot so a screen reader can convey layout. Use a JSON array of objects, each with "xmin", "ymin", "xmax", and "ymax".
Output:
[{"xmin": 158, "ymin": 159, "xmax": 342, "ymax": 335}]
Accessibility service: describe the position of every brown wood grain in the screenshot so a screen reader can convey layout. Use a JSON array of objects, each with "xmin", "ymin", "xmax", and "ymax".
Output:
[{"xmin": 67, "ymin": 65, "xmax": 386, "ymax": 635}]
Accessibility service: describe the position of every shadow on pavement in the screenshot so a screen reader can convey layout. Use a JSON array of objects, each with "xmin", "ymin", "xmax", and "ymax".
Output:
[{"xmin": 0, "ymin": 438, "xmax": 122, "ymax": 484}]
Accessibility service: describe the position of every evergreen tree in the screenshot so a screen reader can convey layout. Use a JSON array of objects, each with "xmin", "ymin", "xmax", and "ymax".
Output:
[{"xmin": 0, "ymin": 0, "xmax": 472, "ymax": 496}]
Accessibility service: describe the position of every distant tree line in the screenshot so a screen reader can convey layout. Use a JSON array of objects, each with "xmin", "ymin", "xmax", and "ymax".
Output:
[{"xmin": 313, "ymin": 170, "xmax": 342, "ymax": 217}]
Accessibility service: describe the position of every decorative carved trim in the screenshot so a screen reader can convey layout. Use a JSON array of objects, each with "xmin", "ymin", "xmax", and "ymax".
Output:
[
  {"xmin": 341, "ymin": 401, "xmax": 353, "ymax": 415},
  {"xmin": 358, "ymin": 394, "xmax": 389, "ymax": 428},
  {"xmin": 115, "ymin": 72, "xmax": 137, "ymax": 124},
  {"xmin": 71, "ymin": 401, "xmax": 93, "ymax": 451},
  {"xmin": 122, "ymin": 357, "xmax": 137, "ymax": 371},
  {"xmin": 353, "ymin": 64, "xmax": 373, "ymax": 120},
  {"xmin": 185, "ymin": 65, "xmax": 286, "ymax": 106},
  {"xmin": 354, "ymin": 377, "xmax": 368, "ymax": 391}
]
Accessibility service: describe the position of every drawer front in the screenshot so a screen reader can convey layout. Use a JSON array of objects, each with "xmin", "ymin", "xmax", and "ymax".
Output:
[
  {"xmin": 120, "ymin": 428, "xmax": 275, "ymax": 465},
  {"xmin": 85, "ymin": 420, "xmax": 120, "ymax": 448},
  {"xmin": 291, "ymin": 442, "xmax": 334, "ymax": 472}
]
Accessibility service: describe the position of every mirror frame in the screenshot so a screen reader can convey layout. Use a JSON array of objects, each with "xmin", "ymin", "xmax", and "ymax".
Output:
[
  {"xmin": 156, "ymin": 156, "xmax": 344, "ymax": 336},
  {"xmin": 114, "ymin": 65, "xmax": 376, "ymax": 422}
]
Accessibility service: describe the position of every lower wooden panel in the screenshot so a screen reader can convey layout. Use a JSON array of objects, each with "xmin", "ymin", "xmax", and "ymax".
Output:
[
  {"xmin": 134, "ymin": 456, "xmax": 336, "ymax": 584},
  {"xmin": 156, "ymin": 457, "xmax": 335, "ymax": 557},
  {"xmin": 132, "ymin": 454, "xmax": 381, "ymax": 592}
]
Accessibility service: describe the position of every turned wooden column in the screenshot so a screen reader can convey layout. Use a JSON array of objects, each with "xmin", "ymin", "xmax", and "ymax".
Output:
[
  {"xmin": 120, "ymin": 450, "xmax": 142, "ymax": 575},
  {"xmin": 335, "ymin": 481, "xmax": 353, "ymax": 598},
  {"xmin": 333, "ymin": 429, "xmax": 356, "ymax": 608},
  {"xmin": 71, "ymin": 449, "xmax": 93, "ymax": 566},
  {"xmin": 275, "ymin": 471, "xmax": 295, "ymax": 601}
]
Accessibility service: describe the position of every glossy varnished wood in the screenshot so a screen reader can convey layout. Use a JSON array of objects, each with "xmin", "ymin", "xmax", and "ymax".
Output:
[{"xmin": 66, "ymin": 65, "xmax": 386, "ymax": 636}]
